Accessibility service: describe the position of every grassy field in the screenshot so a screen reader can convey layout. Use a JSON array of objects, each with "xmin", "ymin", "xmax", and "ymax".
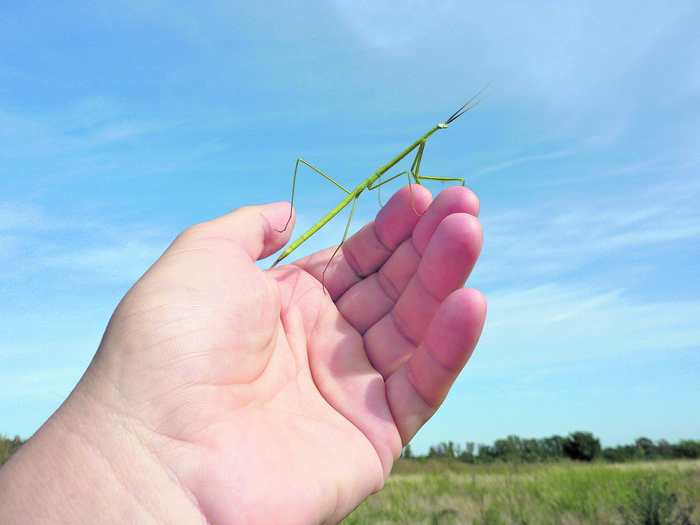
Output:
[{"xmin": 343, "ymin": 458, "xmax": 700, "ymax": 524}]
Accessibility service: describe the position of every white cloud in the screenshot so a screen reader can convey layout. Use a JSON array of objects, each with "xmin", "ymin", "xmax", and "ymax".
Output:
[
  {"xmin": 474, "ymin": 172, "xmax": 700, "ymax": 286},
  {"xmin": 466, "ymin": 167, "xmax": 700, "ymax": 375},
  {"xmin": 479, "ymin": 281, "xmax": 700, "ymax": 369},
  {"xmin": 0, "ymin": 199, "xmax": 171, "ymax": 284}
]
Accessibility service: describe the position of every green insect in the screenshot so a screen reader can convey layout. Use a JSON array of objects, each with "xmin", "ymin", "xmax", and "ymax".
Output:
[{"xmin": 271, "ymin": 81, "xmax": 493, "ymax": 286}]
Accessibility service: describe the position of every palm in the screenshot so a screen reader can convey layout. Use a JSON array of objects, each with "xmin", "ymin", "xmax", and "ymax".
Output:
[{"xmin": 94, "ymin": 185, "xmax": 485, "ymax": 524}]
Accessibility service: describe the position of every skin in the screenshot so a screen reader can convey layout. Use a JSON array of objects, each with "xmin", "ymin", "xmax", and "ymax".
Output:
[{"xmin": 0, "ymin": 185, "xmax": 486, "ymax": 525}]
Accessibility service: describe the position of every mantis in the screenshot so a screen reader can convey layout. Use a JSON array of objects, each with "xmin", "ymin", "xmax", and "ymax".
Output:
[{"xmin": 270, "ymin": 81, "xmax": 493, "ymax": 286}]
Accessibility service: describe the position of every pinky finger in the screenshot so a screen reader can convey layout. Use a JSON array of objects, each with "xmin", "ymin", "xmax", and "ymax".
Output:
[{"xmin": 385, "ymin": 288, "xmax": 487, "ymax": 444}]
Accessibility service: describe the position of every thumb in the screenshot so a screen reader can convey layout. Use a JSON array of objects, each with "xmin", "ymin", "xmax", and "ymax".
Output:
[{"xmin": 201, "ymin": 201, "xmax": 295, "ymax": 262}]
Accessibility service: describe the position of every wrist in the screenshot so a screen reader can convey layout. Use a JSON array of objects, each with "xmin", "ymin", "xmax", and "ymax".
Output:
[{"xmin": 0, "ymin": 378, "xmax": 205, "ymax": 524}]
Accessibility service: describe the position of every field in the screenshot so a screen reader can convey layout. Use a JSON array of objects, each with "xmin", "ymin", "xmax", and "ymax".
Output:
[{"xmin": 343, "ymin": 458, "xmax": 700, "ymax": 524}]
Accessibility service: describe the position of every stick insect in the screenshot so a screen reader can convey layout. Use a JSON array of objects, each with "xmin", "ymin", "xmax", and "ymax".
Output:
[{"xmin": 270, "ymin": 81, "xmax": 493, "ymax": 287}]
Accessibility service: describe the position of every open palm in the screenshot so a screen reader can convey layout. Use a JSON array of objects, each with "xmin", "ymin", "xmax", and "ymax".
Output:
[{"xmin": 84, "ymin": 185, "xmax": 485, "ymax": 524}]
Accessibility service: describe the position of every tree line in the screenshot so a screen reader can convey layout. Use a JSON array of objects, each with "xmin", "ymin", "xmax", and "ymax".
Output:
[
  {"xmin": 4, "ymin": 432, "xmax": 700, "ymax": 469},
  {"xmin": 407, "ymin": 432, "xmax": 700, "ymax": 463}
]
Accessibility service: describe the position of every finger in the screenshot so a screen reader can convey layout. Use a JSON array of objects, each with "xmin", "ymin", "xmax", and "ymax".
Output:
[
  {"xmin": 362, "ymin": 213, "xmax": 483, "ymax": 376},
  {"xmin": 336, "ymin": 186, "xmax": 481, "ymax": 335},
  {"xmin": 385, "ymin": 288, "xmax": 487, "ymax": 444},
  {"xmin": 294, "ymin": 185, "xmax": 433, "ymax": 299},
  {"xmin": 343, "ymin": 185, "xmax": 432, "ymax": 278},
  {"xmin": 177, "ymin": 201, "xmax": 295, "ymax": 263},
  {"xmin": 411, "ymin": 184, "xmax": 480, "ymax": 254},
  {"xmin": 392, "ymin": 212, "xmax": 483, "ymax": 344}
]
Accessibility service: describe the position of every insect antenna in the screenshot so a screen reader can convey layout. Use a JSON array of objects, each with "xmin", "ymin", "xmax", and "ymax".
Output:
[{"xmin": 444, "ymin": 80, "xmax": 494, "ymax": 125}]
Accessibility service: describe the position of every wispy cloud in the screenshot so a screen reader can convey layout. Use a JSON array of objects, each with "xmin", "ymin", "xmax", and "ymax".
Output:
[
  {"xmin": 466, "ymin": 164, "xmax": 700, "ymax": 380},
  {"xmin": 475, "ymin": 173, "xmax": 700, "ymax": 285},
  {"xmin": 479, "ymin": 282, "xmax": 700, "ymax": 368},
  {"xmin": 0, "ymin": 97, "xmax": 161, "ymax": 159},
  {"xmin": 475, "ymin": 149, "xmax": 577, "ymax": 178},
  {"xmin": 330, "ymin": 0, "xmax": 699, "ymax": 129},
  {"xmin": 0, "ymin": 200, "xmax": 171, "ymax": 285}
]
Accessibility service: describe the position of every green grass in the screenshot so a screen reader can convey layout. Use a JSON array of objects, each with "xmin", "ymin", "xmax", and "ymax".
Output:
[{"xmin": 343, "ymin": 459, "xmax": 700, "ymax": 525}]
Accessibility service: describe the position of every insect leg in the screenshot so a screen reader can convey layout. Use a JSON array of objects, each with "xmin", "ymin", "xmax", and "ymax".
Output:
[
  {"xmin": 321, "ymin": 191, "xmax": 361, "ymax": 291},
  {"xmin": 276, "ymin": 158, "xmax": 352, "ymax": 233}
]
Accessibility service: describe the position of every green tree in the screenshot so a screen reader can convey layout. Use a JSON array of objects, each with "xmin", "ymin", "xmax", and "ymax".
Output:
[
  {"xmin": 603, "ymin": 445, "xmax": 629, "ymax": 462},
  {"xmin": 521, "ymin": 438, "xmax": 543, "ymax": 462},
  {"xmin": 563, "ymin": 431, "xmax": 601, "ymax": 462},
  {"xmin": 539, "ymin": 435, "xmax": 566, "ymax": 459},
  {"xmin": 655, "ymin": 439, "xmax": 673, "ymax": 459},
  {"xmin": 493, "ymin": 435, "xmax": 522, "ymax": 461},
  {"xmin": 673, "ymin": 439, "xmax": 700, "ymax": 459},
  {"xmin": 428, "ymin": 441, "xmax": 458, "ymax": 459},
  {"xmin": 477, "ymin": 443, "xmax": 494, "ymax": 462},
  {"xmin": 458, "ymin": 442, "xmax": 476, "ymax": 463},
  {"xmin": 634, "ymin": 437, "xmax": 657, "ymax": 459}
]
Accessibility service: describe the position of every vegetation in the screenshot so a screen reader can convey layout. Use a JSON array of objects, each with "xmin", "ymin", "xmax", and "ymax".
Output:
[
  {"xmin": 345, "ymin": 459, "xmax": 700, "ymax": 524},
  {"xmin": 342, "ymin": 434, "xmax": 700, "ymax": 524},
  {"xmin": 0, "ymin": 435, "xmax": 24, "ymax": 468},
  {"xmin": 424, "ymin": 434, "xmax": 700, "ymax": 464},
  {"xmin": 3, "ymin": 432, "xmax": 699, "ymax": 524}
]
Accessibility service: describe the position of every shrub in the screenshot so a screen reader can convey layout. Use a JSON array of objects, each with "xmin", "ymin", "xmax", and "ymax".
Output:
[{"xmin": 620, "ymin": 474, "xmax": 694, "ymax": 525}]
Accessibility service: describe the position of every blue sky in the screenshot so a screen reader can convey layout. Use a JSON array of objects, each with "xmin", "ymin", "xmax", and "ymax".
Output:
[{"xmin": 1, "ymin": 1, "xmax": 698, "ymax": 455}]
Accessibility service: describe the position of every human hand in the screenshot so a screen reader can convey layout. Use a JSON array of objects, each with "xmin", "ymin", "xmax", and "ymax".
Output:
[{"xmin": 0, "ymin": 185, "xmax": 485, "ymax": 525}]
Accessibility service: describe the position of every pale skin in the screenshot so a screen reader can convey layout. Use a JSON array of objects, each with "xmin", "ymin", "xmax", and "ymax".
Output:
[{"xmin": 0, "ymin": 185, "xmax": 486, "ymax": 525}]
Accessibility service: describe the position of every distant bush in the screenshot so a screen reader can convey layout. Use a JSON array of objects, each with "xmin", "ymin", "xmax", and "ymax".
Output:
[{"xmin": 0, "ymin": 435, "xmax": 25, "ymax": 467}]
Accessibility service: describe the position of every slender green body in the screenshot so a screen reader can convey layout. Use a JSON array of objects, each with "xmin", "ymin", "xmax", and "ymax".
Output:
[
  {"xmin": 269, "ymin": 81, "xmax": 493, "ymax": 274},
  {"xmin": 270, "ymin": 124, "xmax": 444, "ymax": 268}
]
